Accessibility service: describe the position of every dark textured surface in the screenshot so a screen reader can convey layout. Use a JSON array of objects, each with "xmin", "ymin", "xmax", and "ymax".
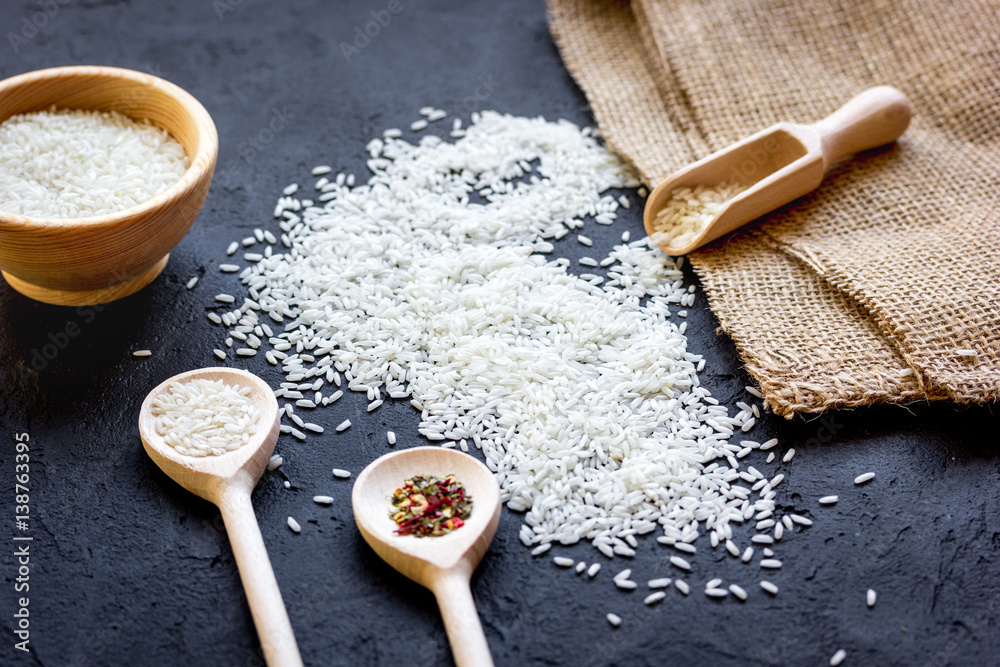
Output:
[{"xmin": 1, "ymin": 1, "xmax": 998, "ymax": 666}]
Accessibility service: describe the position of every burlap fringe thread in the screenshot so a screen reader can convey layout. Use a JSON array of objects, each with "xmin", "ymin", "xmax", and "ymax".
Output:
[{"xmin": 548, "ymin": 0, "xmax": 1000, "ymax": 417}]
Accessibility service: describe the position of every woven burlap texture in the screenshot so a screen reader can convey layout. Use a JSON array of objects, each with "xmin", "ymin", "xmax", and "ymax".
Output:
[{"xmin": 548, "ymin": 0, "xmax": 1000, "ymax": 417}]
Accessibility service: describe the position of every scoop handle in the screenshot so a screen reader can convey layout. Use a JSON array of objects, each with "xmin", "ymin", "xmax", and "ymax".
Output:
[
  {"xmin": 812, "ymin": 85, "xmax": 911, "ymax": 167},
  {"xmin": 432, "ymin": 567, "xmax": 495, "ymax": 667},
  {"xmin": 218, "ymin": 484, "xmax": 304, "ymax": 667}
]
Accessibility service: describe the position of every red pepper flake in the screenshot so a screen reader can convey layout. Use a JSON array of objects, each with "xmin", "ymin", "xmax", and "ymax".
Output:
[{"xmin": 390, "ymin": 474, "xmax": 472, "ymax": 537}]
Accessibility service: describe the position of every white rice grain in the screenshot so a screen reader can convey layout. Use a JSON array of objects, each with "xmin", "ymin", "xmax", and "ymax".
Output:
[
  {"xmin": 150, "ymin": 378, "xmax": 260, "ymax": 457},
  {"xmin": 649, "ymin": 182, "xmax": 747, "ymax": 251},
  {"xmin": 208, "ymin": 112, "xmax": 820, "ymax": 585},
  {"xmin": 669, "ymin": 556, "xmax": 691, "ymax": 571},
  {"xmin": 0, "ymin": 108, "xmax": 188, "ymax": 218}
]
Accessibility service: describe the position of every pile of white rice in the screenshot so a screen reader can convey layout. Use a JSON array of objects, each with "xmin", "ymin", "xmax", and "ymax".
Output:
[
  {"xmin": 650, "ymin": 181, "xmax": 746, "ymax": 251},
  {"xmin": 0, "ymin": 107, "xmax": 189, "ymax": 218},
  {"xmin": 151, "ymin": 378, "xmax": 259, "ymax": 457},
  {"xmin": 208, "ymin": 111, "xmax": 796, "ymax": 567}
]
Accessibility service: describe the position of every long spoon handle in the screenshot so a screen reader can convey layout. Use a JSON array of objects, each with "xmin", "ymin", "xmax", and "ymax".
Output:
[
  {"xmin": 432, "ymin": 568, "xmax": 495, "ymax": 667},
  {"xmin": 813, "ymin": 85, "xmax": 911, "ymax": 167},
  {"xmin": 218, "ymin": 484, "xmax": 304, "ymax": 667}
]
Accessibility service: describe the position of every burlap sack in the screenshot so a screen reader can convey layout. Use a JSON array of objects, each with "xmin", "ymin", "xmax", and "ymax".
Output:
[{"xmin": 548, "ymin": 0, "xmax": 1000, "ymax": 417}]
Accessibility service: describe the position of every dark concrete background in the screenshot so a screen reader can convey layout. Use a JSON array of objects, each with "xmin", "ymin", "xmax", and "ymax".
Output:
[{"xmin": 0, "ymin": 1, "xmax": 997, "ymax": 665}]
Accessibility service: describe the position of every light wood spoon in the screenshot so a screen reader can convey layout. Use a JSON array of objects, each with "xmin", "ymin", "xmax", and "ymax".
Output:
[
  {"xmin": 352, "ymin": 447, "xmax": 502, "ymax": 667},
  {"xmin": 138, "ymin": 367, "xmax": 303, "ymax": 667},
  {"xmin": 643, "ymin": 85, "xmax": 912, "ymax": 255}
]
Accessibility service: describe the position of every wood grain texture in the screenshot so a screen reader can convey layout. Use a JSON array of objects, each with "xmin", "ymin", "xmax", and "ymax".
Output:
[
  {"xmin": 643, "ymin": 86, "xmax": 911, "ymax": 255},
  {"xmin": 353, "ymin": 447, "xmax": 501, "ymax": 667},
  {"xmin": 0, "ymin": 66, "xmax": 218, "ymax": 305},
  {"xmin": 138, "ymin": 367, "xmax": 303, "ymax": 667}
]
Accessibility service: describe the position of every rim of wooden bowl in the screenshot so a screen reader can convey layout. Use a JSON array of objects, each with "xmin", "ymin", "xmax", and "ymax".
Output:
[{"xmin": 0, "ymin": 65, "xmax": 218, "ymax": 231}]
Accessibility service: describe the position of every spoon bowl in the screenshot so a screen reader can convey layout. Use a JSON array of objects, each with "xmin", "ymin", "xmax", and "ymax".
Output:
[
  {"xmin": 643, "ymin": 86, "xmax": 911, "ymax": 255},
  {"xmin": 353, "ymin": 446, "xmax": 501, "ymax": 667},
  {"xmin": 139, "ymin": 367, "xmax": 302, "ymax": 667},
  {"xmin": 139, "ymin": 367, "xmax": 279, "ymax": 501}
]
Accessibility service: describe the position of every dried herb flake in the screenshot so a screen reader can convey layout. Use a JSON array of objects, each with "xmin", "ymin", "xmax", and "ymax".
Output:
[{"xmin": 390, "ymin": 473, "xmax": 472, "ymax": 537}]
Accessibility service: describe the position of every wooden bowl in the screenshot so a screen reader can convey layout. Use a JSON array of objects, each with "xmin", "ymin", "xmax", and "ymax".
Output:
[{"xmin": 0, "ymin": 66, "xmax": 218, "ymax": 305}]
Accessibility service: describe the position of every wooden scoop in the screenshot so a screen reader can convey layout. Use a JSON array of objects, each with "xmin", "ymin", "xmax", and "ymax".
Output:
[
  {"xmin": 643, "ymin": 86, "xmax": 912, "ymax": 255},
  {"xmin": 139, "ymin": 367, "xmax": 303, "ymax": 667},
  {"xmin": 352, "ymin": 447, "xmax": 502, "ymax": 667}
]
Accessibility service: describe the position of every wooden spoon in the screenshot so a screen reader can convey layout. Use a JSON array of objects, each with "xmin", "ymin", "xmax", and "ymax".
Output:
[
  {"xmin": 352, "ymin": 447, "xmax": 502, "ymax": 667},
  {"xmin": 138, "ymin": 367, "xmax": 303, "ymax": 667},
  {"xmin": 643, "ymin": 86, "xmax": 912, "ymax": 255}
]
